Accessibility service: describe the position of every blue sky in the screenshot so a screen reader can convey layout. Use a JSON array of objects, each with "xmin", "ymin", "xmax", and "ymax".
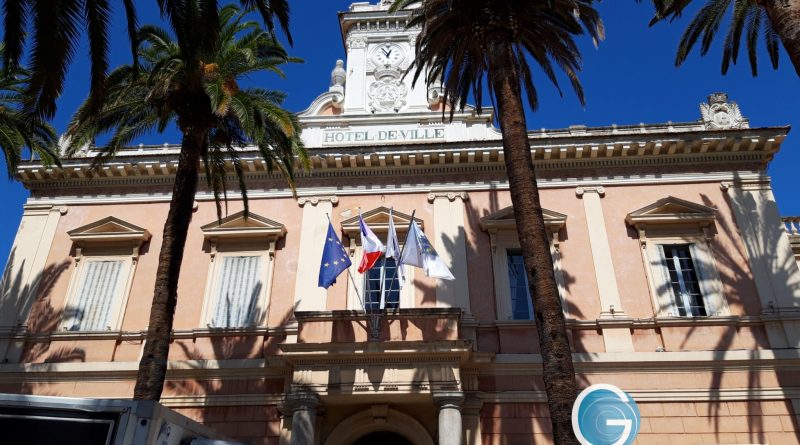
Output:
[{"xmin": 1, "ymin": 1, "xmax": 798, "ymax": 271}]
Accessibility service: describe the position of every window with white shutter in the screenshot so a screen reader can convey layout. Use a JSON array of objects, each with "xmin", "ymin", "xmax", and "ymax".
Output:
[
  {"xmin": 64, "ymin": 259, "xmax": 128, "ymax": 331},
  {"xmin": 626, "ymin": 196, "xmax": 728, "ymax": 318},
  {"xmin": 209, "ymin": 255, "xmax": 264, "ymax": 327}
]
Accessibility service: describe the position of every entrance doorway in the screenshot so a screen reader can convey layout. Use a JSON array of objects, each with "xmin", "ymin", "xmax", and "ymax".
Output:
[{"xmin": 352, "ymin": 431, "xmax": 412, "ymax": 445}]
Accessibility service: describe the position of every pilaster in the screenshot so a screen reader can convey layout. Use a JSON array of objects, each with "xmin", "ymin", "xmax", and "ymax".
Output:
[
  {"xmin": 576, "ymin": 187, "xmax": 634, "ymax": 352},
  {"xmin": 462, "ymin": 394, "xmax": 483, "ymax": 445},
  {"xmin": 294, "ymin": 196, "xmax": 338, "ymax": 312},
  {"xmin": 0, "ymin": 204, "xmax": 67, "ymax": 362},
  {"xmin": 343, "ymin": 35, "xmax": 367, "ymax": 113},
  {"xmin": 722, "ymin": 180, "xmax": 800, "ymax": 348},
  {"xmin": 429, "ymin": 192, "xmax": 471, "ymax": 313}
]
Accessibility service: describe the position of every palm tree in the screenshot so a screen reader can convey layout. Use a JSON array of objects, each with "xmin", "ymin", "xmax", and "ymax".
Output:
[
  {"xmin": 390, "ymin": 0, "xmax": 603, "ymax": 442},
  {"xmin": 2, "ymin": 0, "xmax": 291, "ymax": 119},
  {"xmin": 0, "ymin": 44, "xmax": 58, "ymax": 176},
  {"xmin": 644, "ymin": 0, "xmax": 800, "ymax": 76},
  {"xmin": 64, "ymin": 3, "xmax": 307, "ymax": 401}
]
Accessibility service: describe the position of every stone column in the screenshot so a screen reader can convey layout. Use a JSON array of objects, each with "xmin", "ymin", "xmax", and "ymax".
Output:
[
  {"xmin": 576, "ymin": 187, "xmax": 634, "ymax": 352},
  {"xmin": 284, "ymin": 392, "xmax": 321, "ymax": 445},
  {"xmin": 429, "ymin": 192, "xmax": 471, "ymax": 312},
  {"xmin": 434, "ymin": 392, "xmax": 465, "ymax": 445},
  {"xmin": 462, "ymin": 394, "xmax": 483, "ymax": 445},
  {"xmin": 294, "ymin": 196, "xmax": 338, "ymax": 311}
]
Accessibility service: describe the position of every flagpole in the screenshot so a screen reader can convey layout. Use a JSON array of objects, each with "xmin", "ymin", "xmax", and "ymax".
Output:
[
  {"xmin": 346, "ymin": 268, "xmax": 367, "ymax": 313},
  {"xmin": 325, "ymin": 213, "xmax": 366, "ymax": 312},
  {"xmin": 381, "ymin": 209, "xmax": 416, "ymax": 310}
]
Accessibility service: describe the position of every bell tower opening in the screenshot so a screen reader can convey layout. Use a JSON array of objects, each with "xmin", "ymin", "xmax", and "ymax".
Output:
[{"xmin": 352, "ymin": 431, "xmax": 413, "ymax": 445}]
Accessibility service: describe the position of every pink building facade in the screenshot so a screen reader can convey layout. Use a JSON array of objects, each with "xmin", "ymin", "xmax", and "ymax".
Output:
[{"xmin": 2, "ymin": 2, "xmax": 800, "ymax": 444}]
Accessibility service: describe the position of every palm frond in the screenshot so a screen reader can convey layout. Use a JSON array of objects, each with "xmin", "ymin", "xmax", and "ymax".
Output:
[
  {"xmin": 66, "ymin": 0, "xmax": 306, "ymax": 213},
  {"xmin": 647, "ymin": 0, "xmax": 777, "ymax": 75},
  {"xmin": 397, "ymin": 0, "xmax": 600, "ymax": 118}
]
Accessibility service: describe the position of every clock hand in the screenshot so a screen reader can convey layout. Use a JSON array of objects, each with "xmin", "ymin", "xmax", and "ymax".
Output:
[{"xmin": 381, "ymin": 48, "xmax": 390, "ymax": 58}]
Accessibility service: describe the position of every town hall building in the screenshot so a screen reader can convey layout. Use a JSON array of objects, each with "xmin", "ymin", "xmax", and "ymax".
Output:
[{"xmin": 1, "ymin": 1, "xmax": 800, "ymax": 444}]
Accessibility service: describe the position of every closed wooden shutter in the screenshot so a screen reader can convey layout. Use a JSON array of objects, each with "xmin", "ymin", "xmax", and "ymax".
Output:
[
  {"xmin": 66, "ymin": 260, "xmax": 125, "ymax": 331},
  {"xmin": 211, "ymin": 255, "xmax": 263, "ymax": 327}
]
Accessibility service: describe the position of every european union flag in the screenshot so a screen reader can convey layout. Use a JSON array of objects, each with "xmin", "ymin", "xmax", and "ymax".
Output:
[{"xmin": 318, "ymin": 222, "xmax": 352, "ymax": 289}]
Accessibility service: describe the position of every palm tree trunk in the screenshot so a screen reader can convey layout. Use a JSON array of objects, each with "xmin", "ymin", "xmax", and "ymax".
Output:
[
  {"xmin": 489, "ymin": 44, "xmax": 578, "ymax": 444},
  {"xmin": 764, "ymin": 0, "xmax": 800, "ymax": 77},
  {"xmin": 133, "ymin": 126, "xmax": 206, "ymax": 401}
]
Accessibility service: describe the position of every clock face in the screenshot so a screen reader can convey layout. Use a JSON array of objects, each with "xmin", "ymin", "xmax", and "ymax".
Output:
[{"xmin": 371, "ymin": 43, "xmax": 404, "ymax": 67}]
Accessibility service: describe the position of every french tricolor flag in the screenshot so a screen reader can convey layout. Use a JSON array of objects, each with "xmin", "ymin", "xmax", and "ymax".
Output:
[{"xmin": 357, "ymin": 211, "xmax": 385, "ymax": 273}]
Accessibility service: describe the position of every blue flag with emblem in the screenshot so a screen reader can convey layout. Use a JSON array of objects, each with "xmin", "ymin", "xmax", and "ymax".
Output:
[{"xmin": 318, "ymin": 221, "xmax": 352, "ymax": 289}]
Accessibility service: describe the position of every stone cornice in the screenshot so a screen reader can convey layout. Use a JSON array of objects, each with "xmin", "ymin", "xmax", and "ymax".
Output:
[
  {"xmin": 475, "ymin": 387, "xmax": 800, "ymax": 404},
  {"xmin": 0, "ymin": 325, "xmax": 289, "ymax": 343},
  {"xmin": 279, "ymin": 340, "xmax": 473, "ymax": 366},
  {"xmin": 477, "ymin": 349, "xmax": 800, "ymax": 375},
  {"xmin": 16, "ymin": 126, "xmax": 787, "ymax": 189},
  {"xmin": 473, "ymin": 314, "xmax": 799, "ymax": 331},
  {"xmin": 3, "ymin": 349, "xmax": 799, "ymax": 385}
]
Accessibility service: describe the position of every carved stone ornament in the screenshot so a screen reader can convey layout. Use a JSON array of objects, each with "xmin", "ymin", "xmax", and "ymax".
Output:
[
  {"xmin": 346, "ymin": 35, "xmax": 367, "ymax": 50},
  {"xmin": 427, "ymin": 85, "xmax": 443, "ymax": 106},
  {"xmin": 700, "ymin": 93, "xmax": 747, "ymax": 130},
  {"xmin": 330, "ymin": 60, "xmax": 346, "ymax": 88},
  {"xmin": 297, "ymin": 195, "xmax": 339, "ymax": 207},
  {"xmin": 368, "ymin": 76, "xmax": 408, "ymax": 113}
]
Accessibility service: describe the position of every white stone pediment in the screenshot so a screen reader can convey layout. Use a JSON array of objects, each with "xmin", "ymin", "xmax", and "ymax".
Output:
[
  {"xmin": 341, "ymin": 206, "xmax": 423, "ymax": 238},
  {"xmin": 201, "ymin": 210, "xmax": 286, "ymax": 241},
  {"xmin": 67, "ymin": 216, "xmax": 151, "ymax": 245},
  {"xmin": 480, "ymin": 206, "xmax": 567, "ymax": 232},
  {"xmin": 625, "ymin": 196, "xmax": 716, "ymax": 228}
]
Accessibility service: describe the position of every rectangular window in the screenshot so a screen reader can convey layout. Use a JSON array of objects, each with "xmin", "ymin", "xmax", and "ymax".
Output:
[
  {"xmin": 364, "ymin": 257, "xmax": 400, "ymax": 312},
  {"xmin": 65, "ymin": 259, "xmax": 126, "ymax": 331},
  {"xmin": 210, "ymin": 255, "xmax": 263, "ymax": 327},
  {"xmin": 662, "ymin": 244, "xmax": 707, "ymax": 317},
  {"xmin": 507, "ymin": 250, "xmax": 534, "ymax": 320}
]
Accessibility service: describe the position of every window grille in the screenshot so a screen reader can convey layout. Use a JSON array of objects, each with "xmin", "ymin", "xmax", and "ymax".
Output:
[
  {"xmin": 662, "ymin": 244, "xmax": 707, "ymax": 317},
  {"xmin": 364, "ymin": 257, "xmax": 400, "ymax": 312}
]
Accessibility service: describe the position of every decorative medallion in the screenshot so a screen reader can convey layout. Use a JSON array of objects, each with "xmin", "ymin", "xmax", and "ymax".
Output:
[
  {"xmin": 700, "ymin": 93, "xmax": 747, "ymax": 130},
  {"xmin": 368, "ymin": 76, "xmax": 408, "ymax": 113}
]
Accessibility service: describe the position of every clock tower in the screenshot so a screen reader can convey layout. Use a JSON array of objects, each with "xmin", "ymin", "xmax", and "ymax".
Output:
[
  {"xmin": 338, "ymin": 1, "xmax": 437, "ymax": 114},
  {"xmin": 298, "ymin": 1, "xmax": 499, "ymax": 149}
]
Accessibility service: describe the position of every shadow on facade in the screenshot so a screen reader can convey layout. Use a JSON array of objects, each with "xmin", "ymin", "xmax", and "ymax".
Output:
[
  {"xmin": 460, "ymin": 193, "xmax": 581, "ymax": 441},
  {"xmin": 624, "ymin": 182, "xmax": 799, "ymax": 442},
  {"xmin": 164, "ymin": 300, "xmax": 300, "ymax": 444},
  {"xmin": 0, "ymin": 253, "xmax": 81, "ymax": 396}
]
